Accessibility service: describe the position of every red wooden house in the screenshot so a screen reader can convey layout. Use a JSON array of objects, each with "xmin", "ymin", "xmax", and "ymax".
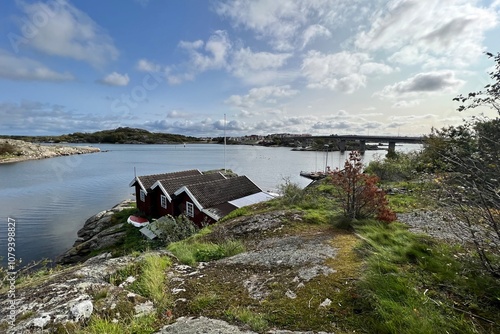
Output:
[
  {"xmin": 149, "ymin": 172, "xmax": 226, "ymax": 217},
  {"xmin": 129, "ymin": 169, "xmax": 201, "ymax": 216},
  {"xmin": 173, "ymin": 175, "xmax": 275, "ymax": 226},
  {"xmin": 130, "ymin": 170, "xmax": 275, "ymax": 224}
]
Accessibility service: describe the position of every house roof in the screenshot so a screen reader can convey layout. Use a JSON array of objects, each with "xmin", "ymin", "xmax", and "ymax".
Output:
[
  {"xmin": 129, "ymin": 169, "xmax": 201, "ymax": 192},
  {"xmin": 152, "ymin": 173, "xmax": 226, "ymax": 198},
  {"xmin": 228, "ymin": 192, "xmax": 276, "ymax": 208},
  {"xmin": 175, "ymin": 175, "xmax": 263, "ymax": 209}
]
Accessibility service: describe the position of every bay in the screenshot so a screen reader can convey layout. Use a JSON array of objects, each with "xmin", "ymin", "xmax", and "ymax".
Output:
[{"xmin": 0, "ymin": 143, "xmax": 419, "ymax": 267}]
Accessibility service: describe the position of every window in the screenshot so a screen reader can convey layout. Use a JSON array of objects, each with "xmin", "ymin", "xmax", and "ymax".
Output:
[
  {"xmin": 161, "ymin": 195, "xmax": 167, "ymax": 209},
  {"xmin": 186, "ymin": 201, "xmax": 194, "ymax": 217},
  {"xmin": 139, "ymin": 190, "xmax": 146, "ymax": 202}
]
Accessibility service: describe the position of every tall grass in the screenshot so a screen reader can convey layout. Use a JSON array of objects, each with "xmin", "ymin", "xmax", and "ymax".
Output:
[
  {"xmin": 355, "ymin": 221, "xmax": 500, "ymax": 333},
  {"xmin": 167, "ymin": 239, "xmax": 245, "ymax": 266},
  {"xmin": 131, "ymin": 254, "xmax": 172, "ymax": 311}
]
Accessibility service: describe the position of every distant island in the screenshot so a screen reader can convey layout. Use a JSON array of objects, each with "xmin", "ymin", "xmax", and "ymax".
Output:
[{"xmin": 0, "ymin": 127, "xmax": 200, "ymax": 145}]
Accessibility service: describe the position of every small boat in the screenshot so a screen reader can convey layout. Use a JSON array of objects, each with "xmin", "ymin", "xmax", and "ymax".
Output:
[
  {"xmin": 127, "ymin": 215, "xmax": 150, "ymax": 227},
  {"xmin": 300, "ymin": 171, "xmax": 328, "ymax": 181}
]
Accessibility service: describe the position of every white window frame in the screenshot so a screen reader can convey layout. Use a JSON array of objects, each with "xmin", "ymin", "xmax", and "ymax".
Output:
[
  {"xmin": 186, "ymin": 201, "xmax": 194, "ymax": 217},
  {"xmin": 160, "ymin": 195, "xmax": 167, "ymax": 209},
  {"xmin": 139, "ymin": 189, "xmax": 146, "ymax": 202}
]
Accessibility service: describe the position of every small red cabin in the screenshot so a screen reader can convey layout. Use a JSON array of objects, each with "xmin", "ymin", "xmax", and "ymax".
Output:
[{"xmin": 130, "ymin": 170, "xmax": 275, "ymax": 224}]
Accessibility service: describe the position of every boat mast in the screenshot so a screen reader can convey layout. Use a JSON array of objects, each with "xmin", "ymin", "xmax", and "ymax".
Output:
[
  {"xmin": 324, "ymin": 144, "xmax": 329, "ymax": 173},
  {"xmin": 224, "ymin": 113, "xmax": 227, "ymax": 173}
]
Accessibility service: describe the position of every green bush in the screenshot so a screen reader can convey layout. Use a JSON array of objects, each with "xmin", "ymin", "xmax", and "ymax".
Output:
[
  {"xmin": 365, "ymin": 152, "xmax": 420, "ymax": 182},
  {"xmin": 0, "ymin": 142, "xmax": 16, "ymax": 155}
]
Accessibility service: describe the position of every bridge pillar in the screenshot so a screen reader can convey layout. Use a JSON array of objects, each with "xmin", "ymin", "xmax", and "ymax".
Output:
[
  {"xmin": 338, "ymin": 139, "xmax": 346, "ymax": 152},
  {"xmin": 359, "ymin": 140, "xmax": 366, "ymax": 153},
  {"xmin": 388, "ymin": 141, "xmax": 396, "ymax": 154}
]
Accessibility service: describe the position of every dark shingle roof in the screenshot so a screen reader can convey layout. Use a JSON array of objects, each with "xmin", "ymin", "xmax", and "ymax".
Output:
[
  {"xmin": 157, "ymin": 173, "xmax": 226, "ymax": 195},
  {"xmin": 137, "ymin": 169, "xmax": 201, "ymax": 190},
  {"xmin": 182, "ymin": 176, "xmax": 262, "ymax": 208}
]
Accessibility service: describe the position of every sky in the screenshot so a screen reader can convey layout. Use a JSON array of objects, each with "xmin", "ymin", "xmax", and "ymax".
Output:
[{"xmin": 0, "ymin": 0, "xmax": 499, "ymax": 137}]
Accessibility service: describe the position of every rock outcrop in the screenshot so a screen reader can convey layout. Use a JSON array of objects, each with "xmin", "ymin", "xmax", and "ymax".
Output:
[
  {"xmin": 1, "ymin": 207, "xmax": 340, "ymax": 333},
  {"xmin": 57, "ymin": 200, "xmax": 134, "ymax": 265},
  {"xmin": 0, "ymin": 139, "xmax": 100, "ymax": 164}
]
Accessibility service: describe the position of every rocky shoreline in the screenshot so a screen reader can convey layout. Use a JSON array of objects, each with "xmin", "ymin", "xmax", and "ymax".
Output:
[
  {"xmin": 0, "ymin": 139, "xmax": 100, "ymax": 164},
  {"xmin": 57, "ymin": 200, "xmax": 135, "ymax": 265}
]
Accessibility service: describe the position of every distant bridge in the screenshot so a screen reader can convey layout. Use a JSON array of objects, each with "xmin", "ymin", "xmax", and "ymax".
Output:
[{"xmin": 287, "ymin": 135, "xmax": 424, "ymax": 153}]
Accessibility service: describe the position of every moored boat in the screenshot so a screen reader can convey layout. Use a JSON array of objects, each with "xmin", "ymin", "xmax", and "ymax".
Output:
[{"xmin": 127, "ymin": 215, "xmax": 150, "ymax": 227}]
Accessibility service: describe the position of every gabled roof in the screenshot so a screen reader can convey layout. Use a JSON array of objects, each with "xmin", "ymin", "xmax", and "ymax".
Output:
[
  {"xmin": 174, "ymin": 176, "xmax": 263, "ymax": 209},
  {"xmin": 129, "ymin": 169, "xmax": 201, "ymax": 193},
  {"xmin": 151, "ymin": 172, "xmax": 226, "ymax": 200}
]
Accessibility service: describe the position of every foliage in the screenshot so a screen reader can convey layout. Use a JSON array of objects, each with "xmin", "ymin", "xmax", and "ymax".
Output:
[
  {"xmin": 454, "ymin": 52, "xmax": 500, "ymax": 113},
  {"xmin": 355, "ymin": 220, "xmax": 500, "ymax": 333},
  {"xmin": 277, "ymin": 178, "xmax": 305, "ymax": 206},
  {"xmin": 152, "ymin": 214, "xmax": 198, "ymax": 245},
  {"xmin": 0, "ymin": 142, "xmax": 16, "ymax": 155},
  {"xmin": 330, "ymin": 151, "xmax": 396, "ymax": 223},
  {"xmin": 78, "ymin": 313, "xmax": 157, "ymax": 334},
  {"xmin": 167, "ymin": 238, "xmax": 245, "ymax": 266},
  {"xmin": 225, "ymin": 306, "xmax": 269, "ymax": 332},
  {"xmin": 130, "ymin": 254, "xmax": 172, "ymax": 312},
  {"xmin": 420, "ymin": 52, "xmax": 500, "ymax": 277},
  {"xmin": 365, "ymin": 152, "xmax": 421, "ymax": 182}
]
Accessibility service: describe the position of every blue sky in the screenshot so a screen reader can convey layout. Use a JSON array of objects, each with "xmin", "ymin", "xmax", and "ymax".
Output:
[{"xmin": 0, "ymin": 0, "xmax": 499, "ymax": 137}]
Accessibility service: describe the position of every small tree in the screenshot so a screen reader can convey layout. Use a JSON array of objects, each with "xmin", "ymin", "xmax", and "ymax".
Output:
[
  {"xmin": 330, "ymin": 151, "xmax": 396, "ymax": 223},
  {"xmin": 426, "ymin": 52, "xmax": 500, "ymax": 278}
]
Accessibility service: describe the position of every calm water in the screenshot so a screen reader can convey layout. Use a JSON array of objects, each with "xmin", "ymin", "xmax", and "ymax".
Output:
[{"xmin": 0, "ymin": 144, "xmax": 419, "ymax": 266}]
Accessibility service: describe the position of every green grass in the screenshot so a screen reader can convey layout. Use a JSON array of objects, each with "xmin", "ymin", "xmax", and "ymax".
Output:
[
  {"xmin": 225, "ymin": 306, "xmax": 269, "ymax": 332},
  {"xmin": 354, "ymin": 220, "xmax": 500, "ymax": 333},
  {"xmin": 78, "ymin": 313, "xmax": 157, "ymax": 334},
  {"xmin": 167, "ymin": 238, "xmax": 246, "ymax": 266},
  {"xmin": 129, "ymin": 254, "xmax": 172, "ymax": 312}
]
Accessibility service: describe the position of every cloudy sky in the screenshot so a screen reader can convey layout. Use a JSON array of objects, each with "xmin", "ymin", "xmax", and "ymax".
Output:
[{"xmin": 1, "ymin": 0, "xmax": 499, "ymax": 137}]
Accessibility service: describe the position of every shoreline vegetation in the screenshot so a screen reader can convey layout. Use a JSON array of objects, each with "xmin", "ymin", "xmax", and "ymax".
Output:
[{"xmin": 0, "ymin": 139, "xmax": 100, "ymax": 164}]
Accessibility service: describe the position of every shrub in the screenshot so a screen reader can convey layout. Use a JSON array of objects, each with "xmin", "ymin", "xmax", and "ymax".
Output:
[
  {"xmin": 277, "ymin": 179, "xmax": 305, "ymax": 206},
  {"xmin": 330, "ymin": 151, "xmax": 396, "ymax": 223},
  {"xmin": 153, "ymin": 214, "xmax": 197, "ymax": 244},
  {"xmin": 365, "ymin": 152, "xmax": 420, "ymax": 182},
  {"xmin": 0, "ymin": 142, "xmax": 16, "ymax": 155}
]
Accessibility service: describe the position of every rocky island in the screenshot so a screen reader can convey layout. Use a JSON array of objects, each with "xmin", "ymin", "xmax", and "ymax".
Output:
[{"xmin": 0, "ymin": 139, "xmax": 100, "ymax": 164}]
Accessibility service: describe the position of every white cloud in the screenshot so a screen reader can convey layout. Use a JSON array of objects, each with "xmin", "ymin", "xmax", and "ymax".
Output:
[
  {"xmin": 179, "ymin": 30, "xmax": 231, "ymax": 72},
  {"xmin": 230, "ymin": 47, "xmax": 293, "ymax": 85},
  {"xmin": 225, "ymin": 85, "xmax": 298, "ymax": 108},
  {"xmin": 0, "ymin": 49, "xmax": 73, "ymax": 81},
  {"xmin": 214, "ymin": 0, "xmax": 340, "ymax": 51},
  {"xmin": 391, "ymin": 100, "xmax": 421, "ymax": 109},
  {"xmin": 301, "ymin": 24, "xmax": 331, "ymax": 49},
  {"xmin": 376, "ymin": 70, "xmax": 465, "ymax": 100},
  {"xmin": 16, "ymin": 0, "xmax": 119, "ymax": 67},
  {"xmin": 166, "ymin": 110, "xmax": 190, "ymax": 118},
  {"xmin": 98, "ymin": 72, "xmax": 129, "ymax": 86},
  {"xmin": 301, "ymin": 50, "xmax": 392, "ymax": 93},
  {"xmin": 136, "ymin": 59, "xmax": 161, "ymax": 72},
  {"xmin": 355, "ymin": 0, "xmax": 498, "ymax": 68},
  {"xmin": 0, "ymin": 101, "xmax": 119, "ymax": 134}
]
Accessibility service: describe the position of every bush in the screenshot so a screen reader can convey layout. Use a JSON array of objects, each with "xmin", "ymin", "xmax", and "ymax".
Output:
[
  {"xmin": 330, "ymin": 151, "xmax": 396, "ymax": 223},
  {"xmin": 153, "ymin": 214, "xmax": 198, "ymax": 245},
  {"xmin": 277, "ymin": 179, "xmax": 305, "ymax": 206},
  {"xmin": 0, "ymin": 142, "xmax": 16, "ymax": 155},
  {"xmin": 365, "ymin": 152, "xmax": 420, "ymax": 182}
]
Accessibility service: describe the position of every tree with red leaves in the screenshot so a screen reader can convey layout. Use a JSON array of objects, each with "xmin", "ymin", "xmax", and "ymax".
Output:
[{"xmin": 330, "ymin": 151, "xmax": 396, "ymax": 223}]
